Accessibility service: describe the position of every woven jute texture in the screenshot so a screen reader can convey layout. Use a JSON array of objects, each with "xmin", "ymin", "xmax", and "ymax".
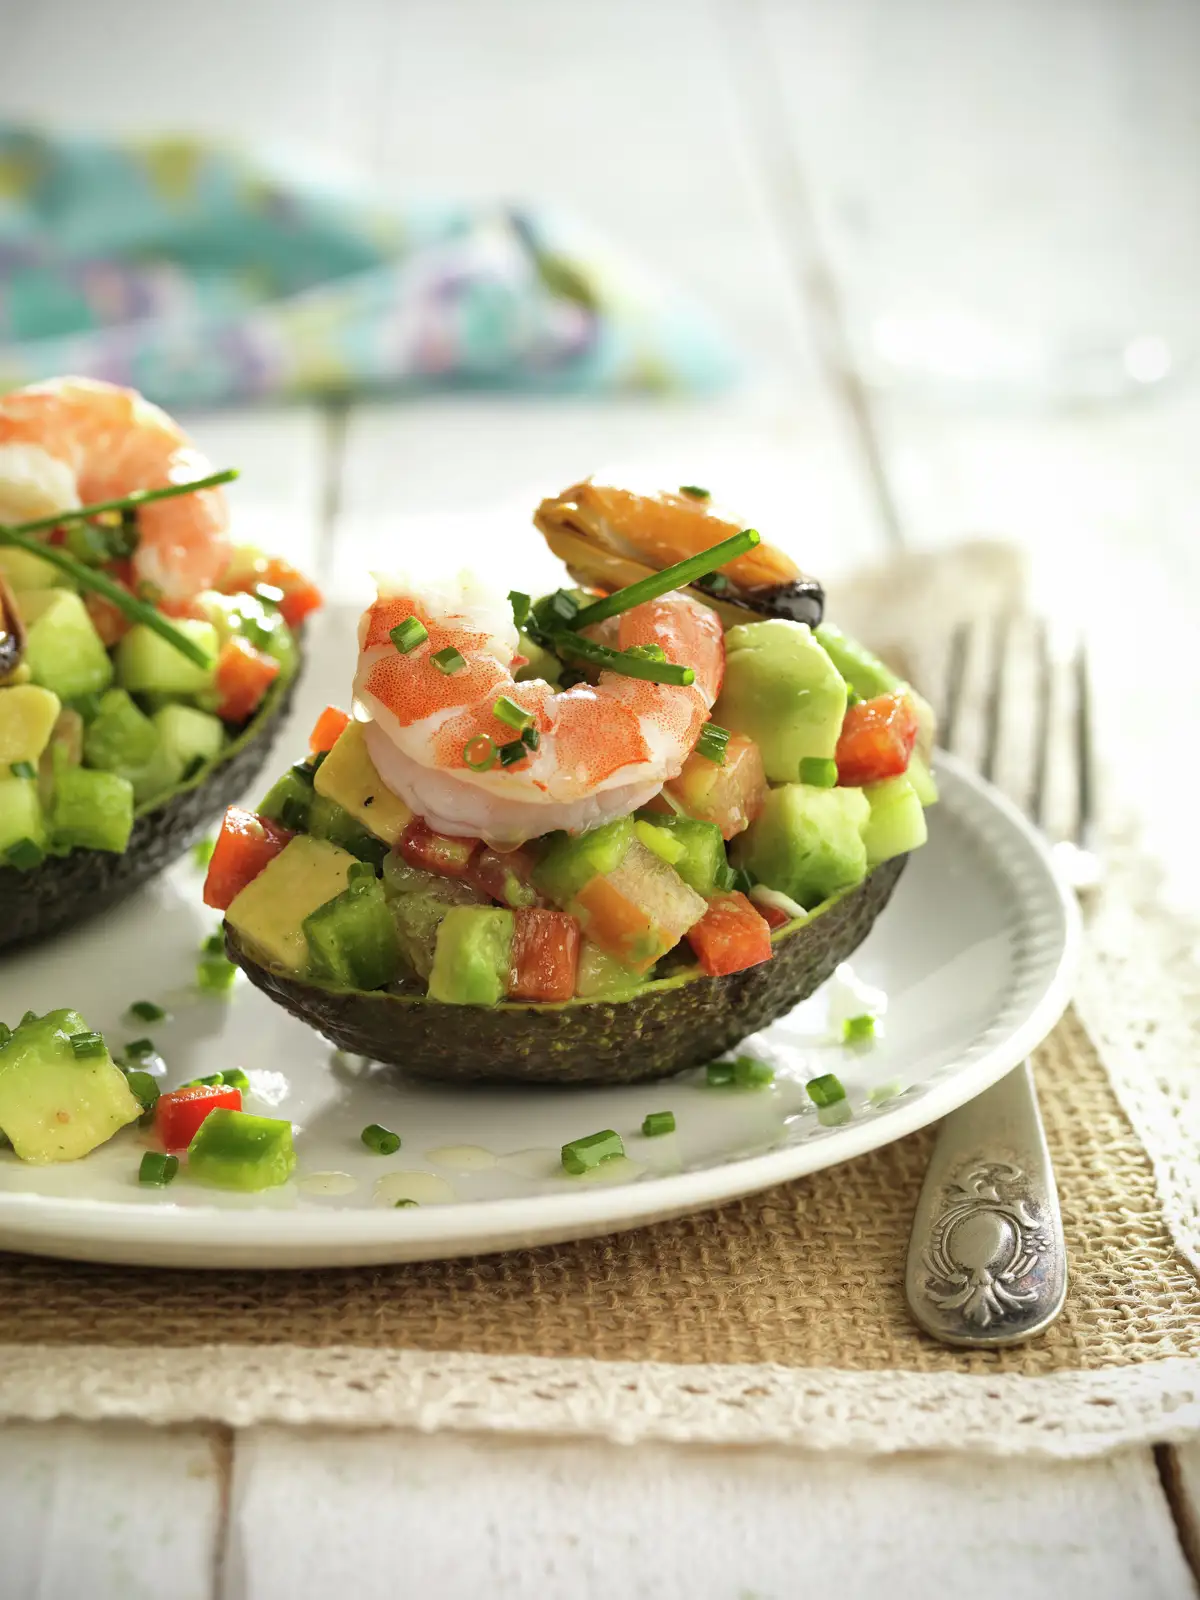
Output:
[{"xmin": 1, "ymin": 1009, "xmax": 1195, "ymax": 1376}]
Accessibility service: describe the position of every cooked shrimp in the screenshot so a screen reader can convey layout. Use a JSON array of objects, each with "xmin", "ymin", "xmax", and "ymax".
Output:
[
  {"xmin": 354, "ymin": 570, "xmax": 725, "ymax": 847},
  {"xmin": 0, "ymin": 377, "xmax": 230, "ymax": 602}
]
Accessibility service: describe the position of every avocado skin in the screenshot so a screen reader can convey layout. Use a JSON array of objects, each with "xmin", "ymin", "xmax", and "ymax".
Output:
[
  {"xmin": 0, "ymin": 654, "xmax": 303, "ymax": 952},
  {"xmin": 226, "ymin": 854, "xmax": 905, "ymax": 1086}
]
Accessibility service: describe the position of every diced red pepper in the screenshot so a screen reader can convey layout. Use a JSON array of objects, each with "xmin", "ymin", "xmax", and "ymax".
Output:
[
  {"xmin": 84, "ymin": 589, "xmax": 132, "ymax": 647},
  {"xmin": 155, "ymin": 1083, "xmax": 243, "ymax": 1151},
  {"xmin": 214, "ymin": 635, "xmax": 281, "ymax": 724},
  {"xmin": 309, "ymin": 704, "xmax": 350, "ymax": 755},
  {"xmin": 203, "ymin": 806, "xmax": 293, "ymax": 910},
  {"xmin": 468, "ymin": 845, "xmax": 541, "ymax": 908},
  {"xmin": 756, "ymin": 901, "xmax": 792, "ymax": 931},
  {"xmin": 398, "ymin": 817, "xmax": 480, "ymax": 879},
  {"xmin": 258, "ymin": 556, "xmax": 324, "ymax": 629},
  {"xmin": 508, "ymin": 908, "xmax": 581, "ymax": 1002},
  {"xmin": 685, "ymin": 892, "xmax": 774, "ymax": 977},
  {"xmin": 835, "ymin": 691, "xmax": 918, "ymax": 787}
]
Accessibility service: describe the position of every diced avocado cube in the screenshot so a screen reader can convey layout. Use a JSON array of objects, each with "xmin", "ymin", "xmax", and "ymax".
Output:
[
  {"xmin": 313, "ymin": 720, "xmax": 412, "ymax": 845},
  {"xmin": 20, "ymin": 589, "xmax": 114, "ymax": 700},
  {"xmin": 816, "ymin": 623, "xmax": 937, "ymax": 760},
  {"xmin": 714, "ymin": 620, "xmax": 847, "ymax": 781},
  {"xmin": 226, "ymin": 834, "xmax": 358, "ymax": 974},
  {"xmin": 49, "ymin": 756, "xmax": 135, "ymax": 853},
  {"xmin": 0, "ymin": 685, "xmax": 61, "ymax": 767},
  {"xmin": 152, "ymin": 703, "xmax": 225, "ymax": 786},
  {"xmin": 258, "ymin": 765, "xmax": 316, "ymax": 833},
  {"xmin": 187, "ymin": 1108, "xmax": 296, "ymax": 1191},
  {"xmin": 732, "ymin": 783, "xmax": 870, "ymax": 908},
  {"xmin": 0, "ymin": 546, "xmax": 71, "ymax": 593},
  {"xmin": 0, "ymin": 1009, "xmax": 140, "ymax": 1163},
  {"xmin": 636, "ymin": 813, "xmax": 726, "ymax": 896},
  {"xmin": 82, "ymin": 688, "xmax": 173, "ymax": 803},
  {"xmin": 428, "ymin": 906, "xmax": 515, "ymax": 1005},
  {"xmin": 533, "ymin": 818, "xmax": 635, "ymax": 907},
  {"xmin": 862, "ymin": 774, "xmax": 928, "ymax": 866},
  {"xmin": 573, "ymin": 938, "xmax": 643, "ymax": 1000},
  {"xmin": 115, "ymin": 620, "xmax": 218, "ymax": 698},
  {"xmin": 0, "ymin": 775, "xmax": 47, "ymax": 861},
  {"xmin": 303, "ymin": 872, "xmax": 401, "ymax": 990},
  {"xmin": 306, "ymin": 793, "xmax": 388, "ymax": 868}
]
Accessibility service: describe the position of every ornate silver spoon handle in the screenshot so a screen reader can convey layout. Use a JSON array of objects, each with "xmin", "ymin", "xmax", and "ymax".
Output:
[{"xmin": 905, "ymin": 1061, "xmax": 1067, "ymax": 1347}]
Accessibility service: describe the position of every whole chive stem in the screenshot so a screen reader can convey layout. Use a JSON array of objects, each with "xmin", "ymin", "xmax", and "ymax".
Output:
[
  {"xmin": 553, "ymin": 631, "xmax": 694, "ymax": 687},
  {"xmin": 1, "ymin": 469, "xmax": 237, "ymax": 541},
  {"xmin": 0, "ymin": 525, "xmax": 217, "ymax": 669},
  {"xmin": 568, "ymin": 526, "xmax": 761, "ymax": 631}
]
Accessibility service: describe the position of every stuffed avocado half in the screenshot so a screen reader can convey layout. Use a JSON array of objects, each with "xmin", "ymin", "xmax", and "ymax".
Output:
[
  {"xmin": 214, "ymin": 483, "xmax": 937, "ymax": 1086},
  {"xmin": 0, "ymin": 375, "xmax": 321, "ymax": 949}
]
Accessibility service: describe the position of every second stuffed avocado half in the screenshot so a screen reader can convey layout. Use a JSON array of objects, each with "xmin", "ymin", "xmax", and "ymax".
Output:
[{"xmin": 213, "ymin": 550, "xmax": 938, "ymax": 1086}]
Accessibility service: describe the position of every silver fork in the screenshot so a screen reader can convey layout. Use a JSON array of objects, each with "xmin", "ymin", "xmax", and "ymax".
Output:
[{"xmin": 904, "ymin": 614, "xmax": 1097, "ymax": 1347}]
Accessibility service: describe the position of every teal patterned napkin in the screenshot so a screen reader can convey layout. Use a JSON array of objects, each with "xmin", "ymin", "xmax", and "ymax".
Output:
[{"xmin": 0, "ymin": 126, "xmax": 739, "ymax": 407}]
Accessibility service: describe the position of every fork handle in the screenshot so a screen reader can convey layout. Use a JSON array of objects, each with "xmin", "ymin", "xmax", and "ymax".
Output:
[{"xmin": 905, "ymin": 1061, "xmax": 1067, "ymax": 1347}]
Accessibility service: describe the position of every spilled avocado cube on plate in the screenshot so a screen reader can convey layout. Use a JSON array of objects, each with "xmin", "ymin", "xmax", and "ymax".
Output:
[{"xmin": 0, "ymin": 1010, "xmax": 140, "ymax": 1163}]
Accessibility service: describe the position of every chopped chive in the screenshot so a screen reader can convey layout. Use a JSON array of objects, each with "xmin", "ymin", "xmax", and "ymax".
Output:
[
  {"xmin": 695, "ymin": 723, "xmax": 730, "ymax": 765},
  {"xmin": 498, "ymin": 739, "xmax": 528, "ymax": 768},
  {"xmin": 732, "ymin": 1055, "xmax": 774, "ymax": 1088},
  {"xmin": 806, "ymin": 1073, "xmax": 846, "ymax": 1108},
  {"xmin": 138, "ymin": 1151, "xmax": 179, "ymax": 1186},
  {"xmin": 493, "ymin": 695, "xmax": 534, "ymax": 731},
  {"xmin": 183, "ymin": 1072, "xmax": 225, "ymax": 1087},
  {"xmin": 197, "ymin": 954, "xmax": 238, "ymax": 994},
  {"xmin": 203, "ymin": 930, "xmax": 226, "ymax": 955},
  {"xmin": 361, "ymin": 1123, "xmax": 401, "ymax": 1155},
  {"xmin": 128, "ymin": 1000, "xmax": 167, "ymax": 1023},
  {"xmin": 521, "ymin": 724, "xmax": 540, "ymax": 751},
  {"xmin": 224, "ymin": 1068, "xmax": 250, "ymax": 1092},
  {"xmin": 124, "ymin": 1038, "xmax": 156, "ymax": 1059},
  {"xmin": 394, "ymin": 1198, "xmax": 419, "ymax": 1208},
  {"xmin": 800, "ymin": 756, "xmax": 839, "ymax": 787},
  {"xmin": 561, "ymin": 1128, "xmax": 624, "ymax": 1175},
  {"xmin": 463, "ymin": 734, "xmax": 496, "ymax": 772},
  {"xmin": 390, "ymin": 616, "xmax": 428, "ymax": 654},
  {"xmin": 553, "ymin": 631, "xmax": 695, "ymax": 687},
  {"xmin": 534, "ymin": 589, "xmax": 580, "ymax": 632},
  {"xmin": 679, "ymin": 485, "xmax": 710, "ymax": 500},
  {"xmin": 69, "ymin": 1031, "xmax": 106, "ymax": 1059},
  {"xmin": 706, "ymin": 1060, "xmax": 735, "ymax": 1086},
  {"xmin": 8, "ymin": 761, "xmax": 35, "ymax": 780},
  {"xmin": 431, "ymin": 646, "xmax": 466, "ymax": 674},
  {"xmin": 509, "ymin": 590, "xmax": 531, "ymax": 629},
  {"xmin": 192, "ymin": 836, "xmax": 216, "ymax": 869},
  {"xmin": 843, "ymin": 1014, "xmax": 876, "ymax": 1043},
  {"xmin": 4, "ymin": 838, "xmax": 44, "ymax": 871},
  {"xmin": 569, "ymin": 527, "xmax": 761, "ymax": 631},
  {"xmin": 642, "ymin": 1111, "xmax": 676, "ymax": 1137},
  {"xmin": 124, "ymin": 1070, "xmax": 160, "ymax": 1117}
]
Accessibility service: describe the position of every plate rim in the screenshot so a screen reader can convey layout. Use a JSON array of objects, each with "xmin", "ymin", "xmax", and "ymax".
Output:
[{"xmin": 0, "ymin": 751, "xmax": 1081, "ymax": 1266}]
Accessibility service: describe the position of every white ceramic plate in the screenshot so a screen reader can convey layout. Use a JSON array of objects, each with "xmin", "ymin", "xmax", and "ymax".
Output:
[{"xmin": 0, "ymin": 725, "xmax": 1078, "ymax": 1269}]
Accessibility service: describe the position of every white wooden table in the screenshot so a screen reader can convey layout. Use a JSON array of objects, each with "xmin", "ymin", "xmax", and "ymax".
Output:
[{"xmin": 2, "ymin": 2, "xmax": 1199, "ymax": 1593}]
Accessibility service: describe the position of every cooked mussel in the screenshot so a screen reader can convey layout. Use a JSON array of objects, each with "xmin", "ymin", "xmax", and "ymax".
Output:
[{"xmin": 533, "ymin": 481, "xmax": 824, "ymax": 628}]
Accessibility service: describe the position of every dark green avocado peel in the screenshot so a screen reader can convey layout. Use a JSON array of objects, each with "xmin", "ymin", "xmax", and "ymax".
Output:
[
  {"xmin": 0, "ymin": 654, "xmax": 302, "ymax": 953},
  {"xmin": 224, "ymin": 854, "xmax": 906, "ymax": 1086}
]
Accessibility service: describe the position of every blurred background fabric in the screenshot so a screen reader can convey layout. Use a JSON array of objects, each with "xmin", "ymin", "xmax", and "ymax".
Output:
[{"xmin": 0, "ymin": 124, "xmax": 741, "ymax": 407}]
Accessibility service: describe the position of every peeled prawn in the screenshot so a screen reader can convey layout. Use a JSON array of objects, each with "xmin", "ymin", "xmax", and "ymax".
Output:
[
  {"xmin": 0, "ymin": 377, "xmax": 230, "ymax": 602},
  {"xmin": 354, "ymin": 570, "xmax": 725, "ymax": 847},
  {"xmin": 535, "ymin": 480, "xmax": 825, "ymax": 628}
]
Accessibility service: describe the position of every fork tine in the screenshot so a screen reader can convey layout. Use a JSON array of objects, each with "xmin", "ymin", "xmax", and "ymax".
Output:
[
  {"xmin": 1028, "ymin": 616, "xmax": 1052, "ymax": 827},
  {"xmin": 939, "ymin": 621, "xmax": 971, "ymax": 754},
  {"xmin": 1075, "ymin": 636, "xmax": 1096, "ymax": 853},
  {"xmin": 979, "ymin": 612, "xmax": 1010, "ymax": 785}
]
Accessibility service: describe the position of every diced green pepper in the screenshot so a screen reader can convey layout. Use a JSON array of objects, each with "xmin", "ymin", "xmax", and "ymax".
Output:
[
  {"xmin": 303, "ymin": 872, "xmax": 400, "ymax": 990},
  {"xmin": 186, "ymin": 1108, "xmax": 296, "ymax": 1191}
]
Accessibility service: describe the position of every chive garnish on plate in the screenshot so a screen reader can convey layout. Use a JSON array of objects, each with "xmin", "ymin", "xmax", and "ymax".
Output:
[
  {"xmin": 361, "ymin": 1123, "xmax": 401, "ymax": 1155},
  {"xmin": 806, "ymin": 1073, "xmax": 846, "ymax": 1107},
  {"xmin": 431, "ymin": 646, "xmax": 466, "ymax": 675},
  {"xmin": 128, "ymin": 1000, "xmax": 167, "ymax": 1023},
  {"xmin": 561, "ymin": 1129, "xmax": 624, "ymax": 1174},
  {"xmin": 695, "ymin": 723, "xmax": 730, "ymax": 765},
  {"xmin": 552, "ymin": 631, "xmax": 695, "ymax": 687},
  {"xmin": 567, "ymin": 526, "xmax": 760, "ymax": 631},
  {"xmin": 463, "ymin": 734, "xmax": 496, "ymax": 772},
  {"xmin": 138, "ymin": 1151, "xmax": 179, "ymax": 1186},
  {"xmin": 843, "ymin": 1014, "xmax": 876, "ymax": 1043},
  {"xmin": 493, "ymin": 695, "xmax": 534, "ymax": 731},
  {"xmin": 69, "ymin": 1031, "xmax": 106, "ymax": 1059},
  {"xmin": 390, "ymin": 617, "xmax": 428, "ymax": 654},
  {"xmin": 642, "ymin": 1111, "xmax": 676, "ymax": 1137}
]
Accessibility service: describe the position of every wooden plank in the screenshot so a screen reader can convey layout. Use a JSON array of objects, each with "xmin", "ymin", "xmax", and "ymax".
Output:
[
  {"xmin": 225, "ymin": 1429, "xmax": 1195, "ymax": 1600},
  {"xmin": 0, "ymin": 1422, "xmax": 224, "ymax": 1600}
]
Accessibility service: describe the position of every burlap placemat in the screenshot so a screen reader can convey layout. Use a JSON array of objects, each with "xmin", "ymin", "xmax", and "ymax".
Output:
[{"xmin": 1, "ymin": 1009, "xmax": 1197, "ymax": 1453}]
